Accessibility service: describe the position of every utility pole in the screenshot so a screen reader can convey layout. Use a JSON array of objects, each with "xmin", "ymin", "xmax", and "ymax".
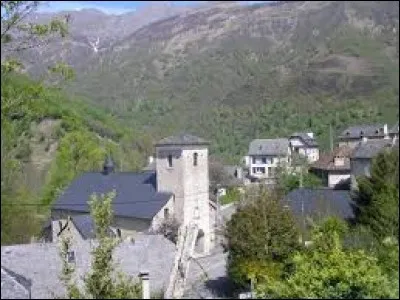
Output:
[{"xmin": 299, "ymin": 164, "xmax": 303, "ymax": 188}]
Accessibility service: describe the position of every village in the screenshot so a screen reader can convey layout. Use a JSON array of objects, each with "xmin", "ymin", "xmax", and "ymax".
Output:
[{"xmin": 1, "ymin": 121, "xmax": 398, "ymax": 299}]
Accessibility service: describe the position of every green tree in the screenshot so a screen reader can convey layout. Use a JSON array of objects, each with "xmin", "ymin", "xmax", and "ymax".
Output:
[
  {"xmin": 225, "ymin": 187, "xmax": 299, "ymax": 287},
  {"xmin": 354, "ymin": 148, "xmax": 399, "ymax": 240},
  {"xmin": 59, "ymin": 191, "xmax": 142, "ymax": 299},
  {"xmin": 256, "ymin": 218, "xmax": 397, "ymax": 299}
]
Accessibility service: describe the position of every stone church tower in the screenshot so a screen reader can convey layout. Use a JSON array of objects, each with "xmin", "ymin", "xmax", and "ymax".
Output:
[{"xmin": 155, "ymin": 134, "xmax": 211, "ymax": 254}]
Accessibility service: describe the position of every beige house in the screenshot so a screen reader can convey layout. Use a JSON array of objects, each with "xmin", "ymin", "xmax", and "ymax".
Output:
[
  {"xmin": 50, "ymin": 134, "xmax": 213, "ymax": 254},
  {"xmin": 310, "ymin": 146, "xmax": 354, "ymax": 189}
]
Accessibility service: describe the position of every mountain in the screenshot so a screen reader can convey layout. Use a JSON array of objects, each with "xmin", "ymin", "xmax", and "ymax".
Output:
[{"xmin": 10, "ymin": 1, "xmax": 400, "ymax": 162}]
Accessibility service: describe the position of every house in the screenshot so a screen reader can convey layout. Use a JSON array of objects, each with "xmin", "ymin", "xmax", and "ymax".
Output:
[
  {"xmin": 289, "ymin": 132, "xmax": 319, "ymax": 163},
  {"xmin": 310, "ymin": 146, "xmax": 354, "ymax": 189},
  {"xmin": 1, "ymin": 234, "xmax": 176, "ymax": 299},
  {"xmin": 350, "ymin": 138, "xmax": 398, "ymax": 189},
  {"xmin": 50, "ymin": 134, "xmax": 213, "ymax": 254},
  {"xmin": 217, "ymin": 188, "xmax": 355, "ymax": 228},
  {"xmin": 284, "ymin": 188, "xmax": 356, "ymax": 236},
  {"xmin": 246, "ymin": 138, "xmax": 291, "ymax": 184},
  {"xmin": 338, "ymin": 124, "xmax": 390, "ymax": 148},
  {"xmin": 51, "ymin": 214, "xmax": 116, "ymax": 243}
]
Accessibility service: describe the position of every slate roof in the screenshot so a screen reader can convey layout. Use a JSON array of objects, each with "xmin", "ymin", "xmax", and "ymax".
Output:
[
  {"xmin": 290, "ymin": 132, "xmax": 318, "ymax": 147},
  {"xmin": 338, "ymin": 124, "xmax": 386, "ymax": 140},
  {"xmin": 1, "ymin": 266, "xmax": 32, "ymax": 299},
  {"xmin": 70, "ymin": 215, "xmax": 115, "ymax": 240},
  {"xmin": 351, "ymin": 139, "xmax": 394, "ymax": 159},
  {"xmin": 284, "ymin": 188, "xmax": 355, "ymax": 220},
  {"xmin": 1, "ymin": 234, "xmax": 176, "ymax": 299},
  {"xmin": 248, "ymin": 138, "xmax": 289, "ymax": 156},
  {"xmin": 310, "ymin": 146, "xmax": 354, "ymax": 171},
  {"xmin": 52, "ymin": 171, "xmax": 172, "ymax": 220},
  {"xmin": 155, "ymin": 134, "xmax": 209, "ymax": 146}
]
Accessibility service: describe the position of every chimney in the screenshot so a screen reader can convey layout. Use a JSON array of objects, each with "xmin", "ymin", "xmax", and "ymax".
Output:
[
  {"xmin": 307, "ymin": 132, "xmax": 314, "ymax": 139},
  {"xmin": 383, "ymin": 124, "xmax": 389, "ymax": 139},
  {"xmin": 102, "ymin": 156, "xmax": 115, "ymax": 175},
  {"xmin": 139, "ymin": 271, "xmax": 150, "ymax": 299},
  {"xmin": 148, "ymin": 156, "xmax": 154, "ymax": 165}
]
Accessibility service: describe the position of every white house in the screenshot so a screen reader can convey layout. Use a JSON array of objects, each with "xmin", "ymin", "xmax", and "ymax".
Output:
[
  {"xmin": 246, "ymin": 138, "xmax": 291, "ymax": 184},
  {"xmin": 289, "ymin": 132, "xmax": 319, "ymax": 163}
]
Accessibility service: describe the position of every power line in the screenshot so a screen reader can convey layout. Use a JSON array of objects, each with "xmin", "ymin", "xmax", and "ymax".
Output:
[{"xmin": 1, "ymin": 190, "xmax": 213, "ymax": 207}]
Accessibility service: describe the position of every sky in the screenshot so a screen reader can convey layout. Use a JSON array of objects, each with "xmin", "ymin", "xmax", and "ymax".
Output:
[{"xmin": 38, "ymin": 1, "xmax": 270, "ymax": 15}]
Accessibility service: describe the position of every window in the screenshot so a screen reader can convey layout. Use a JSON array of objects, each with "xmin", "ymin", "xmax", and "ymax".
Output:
[
  {"xmin": 193, "ymin": 152, "xmax": 198, "ymax": 166},
  {"xmin": 164, "ymin": 208, "xmax": 169, "ymax": 219},
  {"xmin": 66, "ymin": 251, "xmax": 75, "ymax": 263},
  {"xmin": 168, "ymin": 154, "xmax": 173, "ymax": 167},
  {"xmin": 252, "ymin": 157, "xmax": 256, "ymax": 164},
  {"xmin": 254, "ymin": 167, "xmax": 265, "ymax": 174},
  {"xmin": 261, "ymin": 157, "xmax": 267, "ymax": 163}
]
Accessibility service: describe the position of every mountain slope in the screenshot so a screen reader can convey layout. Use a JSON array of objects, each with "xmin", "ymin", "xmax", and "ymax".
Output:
[{"xmin": 12, "ymin": 1, "xmax": 400, "ymax": 162}]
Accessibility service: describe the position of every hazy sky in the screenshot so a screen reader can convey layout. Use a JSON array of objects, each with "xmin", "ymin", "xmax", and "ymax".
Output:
[{"xmin": 38, "ymin": 1, "xmax": 270, "ymax": 15}]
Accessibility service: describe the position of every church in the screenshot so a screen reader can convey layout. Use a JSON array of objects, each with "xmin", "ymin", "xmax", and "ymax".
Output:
[{"xmin": 50, "ymin": 134, "xmax": 213, "ymax": 254}]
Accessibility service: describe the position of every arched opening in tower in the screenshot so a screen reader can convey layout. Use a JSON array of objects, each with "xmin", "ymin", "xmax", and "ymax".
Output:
[{"xmin": 194, "ymin": 229, "xmax": 205, "ymax": 254}]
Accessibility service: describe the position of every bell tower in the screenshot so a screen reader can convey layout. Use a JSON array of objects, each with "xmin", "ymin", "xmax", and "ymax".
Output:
[{"xmin": 155, "ymin": 134, "xmax": 211, "ymax": 254}]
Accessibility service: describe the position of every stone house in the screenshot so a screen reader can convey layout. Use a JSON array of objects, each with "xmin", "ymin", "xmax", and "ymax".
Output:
[
  {"xmin": 350, "ymin": 138, "xmax": 398, "ymax": 189},
  {"xmin": 337, "ymin": 124, "xmax": 390, "ymax": 148},
  {"xmin": 52, "ymin": 214, "xmax": 116, "ymax": 244},
  {"xmin": 310, "ymin": 146, "xmax": 354, "ymax": 189},
  {"xmin": 246, "ymin": 138, "xmax": 291, "ymax": 184},
  {"xmin": 289, "ymin": 132, "xmax": 319, "ymax": 163},
  {"xmin": 49, "ymin": 134, "xmax": 213, "ymax": 254}
]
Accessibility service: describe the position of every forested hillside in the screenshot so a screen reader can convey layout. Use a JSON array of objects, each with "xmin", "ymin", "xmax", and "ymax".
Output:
[{"xmin": 14, "ymin": 1, "xmax": 399, "ymax": 163}]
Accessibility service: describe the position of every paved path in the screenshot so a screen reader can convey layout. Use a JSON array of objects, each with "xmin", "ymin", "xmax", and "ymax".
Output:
[{"xmin": 183, "ymin": 245, "xmax": 235, "ymax": 299}]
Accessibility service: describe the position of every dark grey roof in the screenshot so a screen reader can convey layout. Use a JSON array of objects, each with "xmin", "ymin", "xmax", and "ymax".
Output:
[
  {"xmin": 248, "ymin": 138, "xmax": 289, "ymax": 156},
  {"xmin": 338, "ymin": 124, "xmax": 386, "ymax": 140},
  {"xmin": 52, "ymin": 171, "xmax": 172, "ymax": 220},
  {"xmin": 155, "ymin": 134, "xmax": 209, "ymax": 146},
  {"xmin": 1, "ymin": 234, "xmax": 176, "ymax": 299},
  {"xmin": 70, "ymin": 215, "xmax": 115, "ymax": 240},
  {"xmin": 284, "ymin": 188, "xmax": 355, "ymax": 220},
  {"xmin": 1, "ymin": 266, "xmax": 32, "ymax": 299},
  {"xmin": 290, "ymin": 132, "xmax": 318, "ymax": 147},
  {"xmin": 351, "ymin": 139, "xmax": 394, "ymax": 159}
]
